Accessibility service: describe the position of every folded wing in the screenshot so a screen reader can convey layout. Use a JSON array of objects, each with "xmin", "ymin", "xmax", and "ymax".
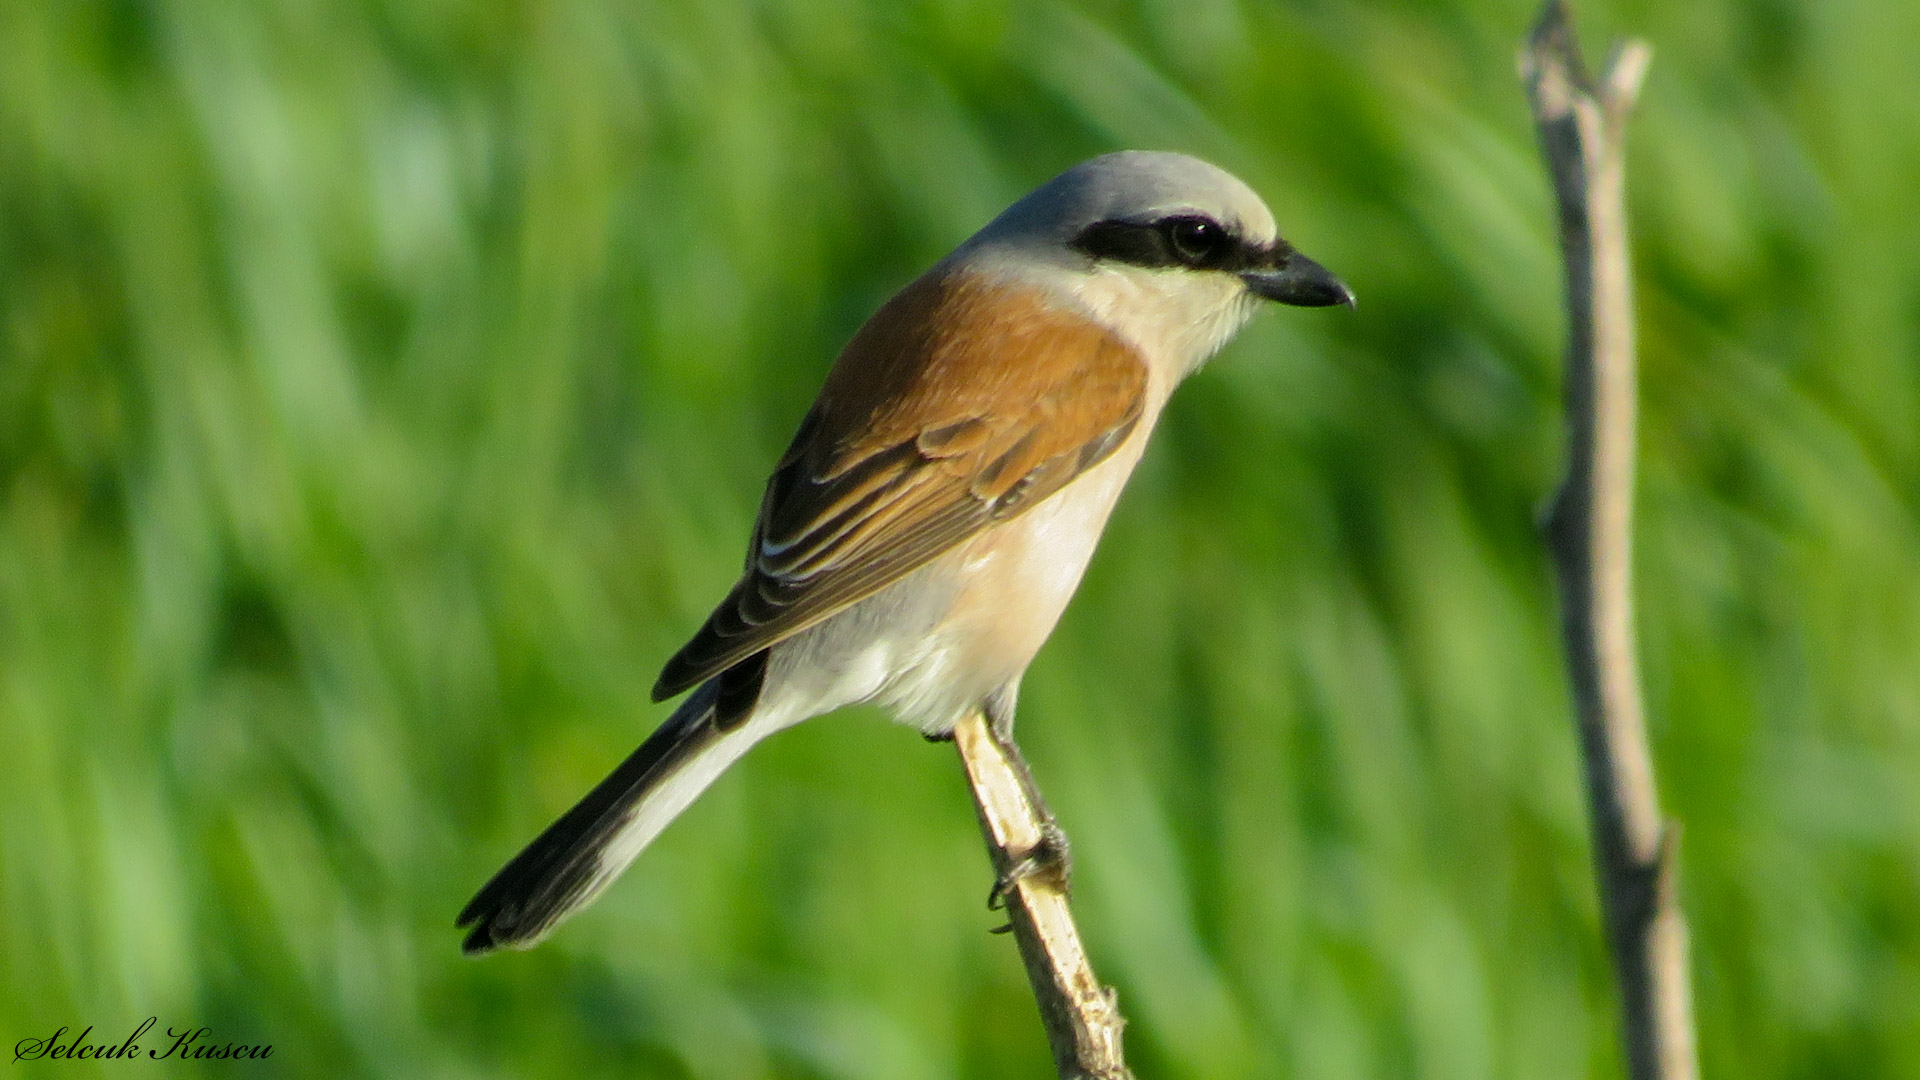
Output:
[{"xmin": 652, "ymin": 268, "xmax": 1148, "ymax": 703}]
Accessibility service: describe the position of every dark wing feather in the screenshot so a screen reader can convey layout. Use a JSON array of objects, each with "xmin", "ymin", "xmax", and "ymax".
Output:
[{"xmin": 652, "ymin": 269, "xmax": 1148, "ymax": 702}]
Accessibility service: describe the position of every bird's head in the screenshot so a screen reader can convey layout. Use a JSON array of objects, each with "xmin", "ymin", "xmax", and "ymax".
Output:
[{"xmin": 958, "ymin": 151, "xmax": 1352, "ymax": 377}]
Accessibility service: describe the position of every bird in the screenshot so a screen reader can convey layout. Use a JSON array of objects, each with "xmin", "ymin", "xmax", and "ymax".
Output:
[{"xmin": 458, "ymin": 150, "xmax": 1352, "ymax": 954}]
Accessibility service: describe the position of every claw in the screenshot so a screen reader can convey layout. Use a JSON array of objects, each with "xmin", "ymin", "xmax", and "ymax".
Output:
[{"xmin": 987, "ymin": 823, "xmax": 1073, "ymax": 912}]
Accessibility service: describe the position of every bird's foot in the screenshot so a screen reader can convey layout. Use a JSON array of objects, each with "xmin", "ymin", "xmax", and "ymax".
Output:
[{"xmin": 987, "ymin": 821, "xmax": 1073, "ymax": 915}]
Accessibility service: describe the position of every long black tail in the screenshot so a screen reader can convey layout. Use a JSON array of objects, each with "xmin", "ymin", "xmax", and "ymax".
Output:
[{"xmin": 458, "ymin": 682, "xmax": 739, "ymax": 954}]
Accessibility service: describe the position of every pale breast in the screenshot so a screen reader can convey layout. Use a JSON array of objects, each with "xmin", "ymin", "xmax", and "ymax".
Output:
[{"xmin": 874, "ymin": 421, "xmax": 1152, "ymax": 734}]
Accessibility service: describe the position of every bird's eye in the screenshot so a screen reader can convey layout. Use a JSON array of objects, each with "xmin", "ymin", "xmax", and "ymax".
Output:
[{"xmin": 1163, "ymin": 217, "xmax": 1231, "ymax": 267}]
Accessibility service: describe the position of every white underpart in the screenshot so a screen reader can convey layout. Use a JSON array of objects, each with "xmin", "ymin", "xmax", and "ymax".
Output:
[
  {"xmin": 758, "ymin": 559, "xmax": 966, "ymax": 724},
  {"xmin": 886, "ymin": 439, "xmax": 1142, "ymax": 735},
  {"xmin": 1003, "ymin": 453, "xmax": 1133, "ymax": 615}
]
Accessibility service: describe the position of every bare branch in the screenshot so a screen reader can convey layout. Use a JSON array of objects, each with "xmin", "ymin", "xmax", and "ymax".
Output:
[
  {"xmin": 953, "ymin": 711, "xmax": 1133, "ymax": 1080},
  {"xmin": 1520, "ymin": 4, "xmax": 1697, "ymax": 1080}
]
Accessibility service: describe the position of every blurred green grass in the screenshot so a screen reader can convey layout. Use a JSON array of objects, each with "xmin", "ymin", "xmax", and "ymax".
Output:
[{"xmin": 3, "ymin": 0, "xmax": 1917, "ymax": 1076}]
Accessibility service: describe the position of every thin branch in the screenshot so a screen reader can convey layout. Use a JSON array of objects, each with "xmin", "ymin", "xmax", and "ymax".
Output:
[
  {"xmin": 1520, "ymin": 4, "xmax": 1698, "ymax": 1080},
  {"xmin": 953, "ymin": 711, "xmax": 1133, "ymax": 1080}
]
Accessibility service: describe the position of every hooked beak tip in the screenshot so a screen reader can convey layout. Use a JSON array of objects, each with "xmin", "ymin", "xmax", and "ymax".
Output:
[{"xmin": 1242, "ymin": 253, "xmax": 1355, "ymax": 309}]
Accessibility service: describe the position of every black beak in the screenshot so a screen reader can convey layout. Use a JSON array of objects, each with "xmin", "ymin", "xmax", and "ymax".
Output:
[{"xmin": 1241, "ymin": 252, "xmax": 1355, "ymax": 308}]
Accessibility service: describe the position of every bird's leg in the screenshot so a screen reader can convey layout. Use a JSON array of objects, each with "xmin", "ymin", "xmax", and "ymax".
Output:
[{"xmin": 980, "ymin": 718, "xmax": 1074, "ymax": 909}]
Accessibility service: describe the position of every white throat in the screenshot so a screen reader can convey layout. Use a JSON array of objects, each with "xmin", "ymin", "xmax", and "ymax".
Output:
[{"xmin": 1059, "ymin": 264, "xmax": 1260, "ymax": 385}]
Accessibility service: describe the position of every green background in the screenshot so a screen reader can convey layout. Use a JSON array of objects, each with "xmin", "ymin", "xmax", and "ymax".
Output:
[{"xmin": 3, "ymin": 0, "xmax": 1916, "ymax": 1075}]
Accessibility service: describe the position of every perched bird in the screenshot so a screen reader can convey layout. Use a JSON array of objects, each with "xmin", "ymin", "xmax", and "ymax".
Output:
[{"xmin": 459, "ymin": 150, "xmax": 1352, "ymax": 954}]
